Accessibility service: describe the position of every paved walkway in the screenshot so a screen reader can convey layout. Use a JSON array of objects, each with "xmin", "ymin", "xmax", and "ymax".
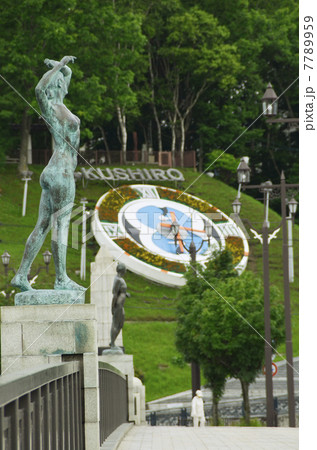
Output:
[{"xmin": 117, "ymin": 426, "xmax": 299, "ymax": 450}]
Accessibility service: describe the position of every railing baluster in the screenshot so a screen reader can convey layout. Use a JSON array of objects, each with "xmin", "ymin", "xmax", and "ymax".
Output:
[
  {"xmin": 51, "ymin": 380, "xmax": 57, "ymax": 450},
  {"xmin": 59, "ymin": 378, "xmax": 64, "ymax": 450},
  {"xmin": 78, "ymin": 370, "xmax": 84, "ymax": 450},
  {"xmin": 7, "ymin": 400, "xmax": 18, "ymax": 450},
  {"xmin": 23, "ymin": 393, "xmax": 31, "ymax": 450},
  {"xmin": 0, "ymin": 407, "xmax": 4, "ymax": 450},
  {"xmin": 73, "ymin": 372, "xmax": 79, "ymax": 450},
  {"xmin": 43, "ymin": 384, "xmax": 50, "ymax": 450},
  {"xmin": 64, "ymin": 376, "xmax": 70, "ymax": 450},
  {"xmin": 69, "ymin": 374, "xmax": 74, "ymax": 450},
  {"xmin": 34, "ymin": 389, "xmax": 41, "ymax": 450}
]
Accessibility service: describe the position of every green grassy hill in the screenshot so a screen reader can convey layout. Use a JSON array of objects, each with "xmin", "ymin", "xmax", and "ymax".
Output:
[{"xmin": 0, "ymin": 164, "xmax": 298, "ymax": 401}]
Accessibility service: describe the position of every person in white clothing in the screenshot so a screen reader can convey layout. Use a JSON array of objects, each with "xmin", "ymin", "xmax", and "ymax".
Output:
[{"xmin": 191, "ymin": 390, "xmax": 205, "ymax": 427}]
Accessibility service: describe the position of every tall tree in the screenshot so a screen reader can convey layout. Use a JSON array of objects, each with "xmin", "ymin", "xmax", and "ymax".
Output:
[
  {"xmin": 176, "ymin": 251, "xmax": 285, "ymax": 425},
  {"xmin": 0, "ymin": 0, "xmax": 77, "ymax": 173}
]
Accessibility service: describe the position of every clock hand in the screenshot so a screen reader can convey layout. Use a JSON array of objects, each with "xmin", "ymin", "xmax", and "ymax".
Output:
[
  {"xmin": 160, "ymin": 207, "xmax": 168, "ymax": 217},
  {"xmin": 169, "ymin": 211, "xmax": 184, "ymax": 253},
  {"xmin": 159, "ymin": 222, "xmax": 205, "ymax": 234}
]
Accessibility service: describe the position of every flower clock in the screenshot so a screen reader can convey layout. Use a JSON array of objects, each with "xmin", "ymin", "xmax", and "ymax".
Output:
[{"xmin": 92, "ymin": 185, "xmax": 249, "ymax": 286}]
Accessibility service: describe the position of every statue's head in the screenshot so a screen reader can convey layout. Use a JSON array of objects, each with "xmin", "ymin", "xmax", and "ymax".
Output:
[
  {"xmin": 46, "ymin": 72, "xmax": 69, "ymax": 100},
  {"xmin": 117, "ymin": 263, "xmax": 126, "ymax": 276}
]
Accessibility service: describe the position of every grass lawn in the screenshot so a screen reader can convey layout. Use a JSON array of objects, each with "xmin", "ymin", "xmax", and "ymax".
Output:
[
  {"xmin": 123, "ymin": 321, "xmax": 193, "ymax": 402},
  {"xmin": 0, "ymin": 163, "xmax": 299, "ymax": 400}
]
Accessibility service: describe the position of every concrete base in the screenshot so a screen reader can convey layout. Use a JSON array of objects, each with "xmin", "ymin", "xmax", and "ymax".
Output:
[
  {"xmin": 1, "ymin": 304, "xmax": 100, "ymax": 450},
  {"xmin": 14, "ymin": 289, "xmax": 85, "ymax": 306},
  {"xmin": 102, "ymin": 346, "xmax": 124, "ymax": 355}
]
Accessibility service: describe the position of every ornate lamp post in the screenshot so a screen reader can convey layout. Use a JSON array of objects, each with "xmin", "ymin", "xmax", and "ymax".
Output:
[
  {"xmin": 261, "ymin": 82, "xmax": 298, "ymax": 125},
  {"xmin": 80, "ymin": 198, "xmax": 89, "ymax": 281},
  {"xmin": 261, "ymin": 83, "xmax": 278, "ymax": 117},
  {"xmin": 21, "ymin": 170, "xmax": 33, "ymax": 217},
  {"xmin": 235, "ymin": 159, "xmax": 299, "ymax": 427},
  {"xmin": 260, "ymin": 82, "xmax": 298, "ymax": 427},
  {"xmin": 236, "ymin": 158, "xmax": 251, "ymax": 199},
  {"xmin": 235, "ymin": 177, "xmax": 276, "ymax": 426},
  {"xmin": 1, "ymin": 251, "xmax": 12, "ymax": 276},
  {"xmin": 42, "ymin": 250, "xmax": 52, "ymax": 274}
]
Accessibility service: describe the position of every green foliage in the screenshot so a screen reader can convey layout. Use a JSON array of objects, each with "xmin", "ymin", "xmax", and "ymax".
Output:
[
  {"xmin": 0, "ymin": 0, "xmax": 298, "ymax": 185},
  {"xmin": 205, "ymin": 150, "xmax": 238, "ymax": 184},
  {"xmin": 176, "ymin": 250, "xmax": 285, "ymax": 392}
]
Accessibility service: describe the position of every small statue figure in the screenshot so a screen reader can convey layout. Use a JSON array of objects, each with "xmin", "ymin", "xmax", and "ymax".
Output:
[
  {"xmin": 11, "ymin": 56, "xmax": 85, "ymax": 293},
  {"xmin": 191, "ymin": 390, "xmax": 206, "ymax": 427},
  {"xmin": 109, "ymin": 263, "xmax": 130, "ymax": 352}
]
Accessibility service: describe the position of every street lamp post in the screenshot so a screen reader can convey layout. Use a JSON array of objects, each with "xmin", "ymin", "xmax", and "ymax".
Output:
[
  {"xmin": 261, "ymin": 182, "xmax": 275, "ymax": 428},
  {"xmin": 261, "ymin": 82, "xmax": 298, "ymax": 427},
  {"xmin": 281, "ymin": 174, "xmax": 297, "ymax": 428},
  {"xmin": 235, "ymin": 158, "xmax": 298, "ymax": 427},
  {"xmin": 80, "ymin": 198, "xmax": 89, "ymax": 281},
  {"xmin": 21, "ymin": 170, "xmax": 33, "ymax": 217}
]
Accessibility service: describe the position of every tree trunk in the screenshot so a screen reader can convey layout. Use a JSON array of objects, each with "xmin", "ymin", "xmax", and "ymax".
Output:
[
  {"xmin": 98, "ymin": 126, "xmax": 111, "ymax": 165},
  {"xmin": 240, "ymin": 379, "xmax": 250, "ymax": 425},
  {"xmin": 148, "ymin": 50, "xmax": 162, "ymax": 153},
  {"xmin": 179, "ymin": 116, "xmax": 185, "ymax": 168},
  {"xmin": 18, "ymin": 108, "xmax": 32, "ymax": 174},
  {"xmin": 168, "ymin": 111, "xmax": 177, "ymax": 167},
  {"xmin": 199, "ymin": 133, "xmax": 203, "ymax": 172},
  {"xmin": 116, "ymin": 105, "xmax": 127, "ymax": 164},
  {"xmin": 212, "ymin": 393, "xmax": 219, "ymax": 426}
]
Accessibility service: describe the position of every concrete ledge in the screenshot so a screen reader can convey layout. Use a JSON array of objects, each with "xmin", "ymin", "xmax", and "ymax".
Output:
[{"xmin": 100, "ymin": 423, "xmax": 134, "ymax": 450}]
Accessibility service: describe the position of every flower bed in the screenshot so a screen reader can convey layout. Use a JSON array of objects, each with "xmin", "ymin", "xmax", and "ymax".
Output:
[
  {"xmin": 225, "ymin": 236, "xmax": 244, "ymax": 265},
  {"xmin": 99, "ymin": 186, "xmax": 140, "ymax": 222},
  {"xmin": 114, "ymin": 238, "xmax": 187, "ymax": 273},
  {"xmin": 157, "ymin": 187, "xmax": 228, "ymax": 222}
]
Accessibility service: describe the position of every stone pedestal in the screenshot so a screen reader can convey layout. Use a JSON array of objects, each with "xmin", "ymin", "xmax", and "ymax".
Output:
[
  {"xmin": 90, "ymin": 246, "xmax": 122, "ymax": 348},
  {"xmin": 14, "ymin": 289, "xmax": 85, "ymax": 305},
  {"xmin": 1, "ymin": 304, "xmax": 100, "ymax": 450}
]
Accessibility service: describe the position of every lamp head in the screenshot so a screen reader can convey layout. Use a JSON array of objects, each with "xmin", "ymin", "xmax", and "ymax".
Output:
[
  {"xmin": 232, "ymin": 198, "xmax": 242, "ymax": 215},
  {"xmin": 261, "ymin": 82, "xmax": 278, "ymax": 117},
  {"xmin": 237, "ymin": 158, "xmax": 251, "ymax": 184},
  {"xmin": 1, "ymin": 251, "xmax": 11, "ymax": 267},
  {"xmin": 288, "ymin": 197, "xmax": 298, "ymax": 215}
]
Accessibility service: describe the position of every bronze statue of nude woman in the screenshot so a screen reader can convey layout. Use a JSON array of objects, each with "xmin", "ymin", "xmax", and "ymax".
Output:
[{"xmin": 12, "ymin": 56, "xmax": 85, "ymax": 293}]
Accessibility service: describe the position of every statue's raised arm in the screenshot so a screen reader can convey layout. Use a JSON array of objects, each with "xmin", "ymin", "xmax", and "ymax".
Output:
[{"xmin": 35, "ymin": 56, "xmax": 76, "ymax": 116}]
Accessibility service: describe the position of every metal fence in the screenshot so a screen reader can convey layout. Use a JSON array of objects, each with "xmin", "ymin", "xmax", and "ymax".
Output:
[
  {"xmin": 99, "ymin": 362, "xmax": 128, "ymax": 445},
  {"xmin": 0, "ymin": 362, "xmax": 84, "ymax": 450},
  {"xmin": 146, "ymin": 393, "xmax": 299, "ymax": 427}
]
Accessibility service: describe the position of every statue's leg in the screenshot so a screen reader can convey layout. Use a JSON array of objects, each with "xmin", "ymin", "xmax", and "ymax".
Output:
[
  {"xmin": 110, "ymin": 306, "xmax": 124, "ymax": 347},
  {"xmin": 50, "ymin": 180, "xmax": 85, "ymax": 291},
  {"xmin": 110, "ymin": 321, "xmax": 118, "ymax": 347},
  {"xmin": 11, "ymin": 190, "xmax": 52, "ymax": 291}
]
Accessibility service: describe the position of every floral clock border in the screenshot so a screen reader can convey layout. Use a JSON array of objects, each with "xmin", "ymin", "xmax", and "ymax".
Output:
[{"xmin": 92, "ymin": 184, "xmax": 249, "ymax": 287}]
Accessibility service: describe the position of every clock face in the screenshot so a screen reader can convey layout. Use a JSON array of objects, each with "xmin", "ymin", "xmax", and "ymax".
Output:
[
  {"xmin": 119, "ymin": 198, "xmax": 223, "ymax": 263},
  {"xmin": 93, "ymin": 185, "xmax": 249, "ymax": 287}
]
